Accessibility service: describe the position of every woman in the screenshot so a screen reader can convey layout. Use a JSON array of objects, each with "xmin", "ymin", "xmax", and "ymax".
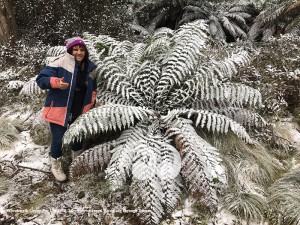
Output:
[{"xmin": 36, "ymin": 37, "xmax": 97, "ymax": 182}]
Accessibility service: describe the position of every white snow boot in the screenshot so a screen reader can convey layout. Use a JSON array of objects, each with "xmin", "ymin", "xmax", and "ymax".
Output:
[
  {"xmin": 71, "ymin": 149, "xmax": 84, "ymax": 161},
  {"xmin": 50, "ymin": 157, "xmax": 67, "ymax": 182}
]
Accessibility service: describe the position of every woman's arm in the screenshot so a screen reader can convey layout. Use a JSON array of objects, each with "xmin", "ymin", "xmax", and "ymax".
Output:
[{"xmin": 36, "ymin": 66, "xmax": 69, "ymax": 90}]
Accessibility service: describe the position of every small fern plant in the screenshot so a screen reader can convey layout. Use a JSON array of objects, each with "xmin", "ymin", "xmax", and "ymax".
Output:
[{"xmin": 63, "ymin": 20, "xmax": 264, "ymax": 224}]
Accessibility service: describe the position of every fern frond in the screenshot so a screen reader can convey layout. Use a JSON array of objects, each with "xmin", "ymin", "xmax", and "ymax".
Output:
[
  {"xmin": 110, "ymin": 40, "xmax": 134, "ymax": 58},
  {"xmin": 69, "ymin": 141, "xmax": 116, "ymax": 180},
  {"xmin": 220, "ymin": 16, "xmax": 237, "ymax": 37},
  {"xmin": 248, "ymin": 3, "xmax": 287, "ymax": 41},
  {"xmin": 209, "ymin": 15, "xmax": 226, "ymax": 40},
  {"xmin": 44, "ymin": 46, "xmax": 65, "ymax": 65},
  {"xmin": 97, "ymin": 88, "xmax": 138, "ymax": 106},
  {"xmin": 155, "ymin": 20, "xmax": 209, "ymax": 106},
  {"xmin": 19, "ymin": 76, "xmax": 45, "ymax": 96},
  {"xmin": 221, "ymin": 82, "xmax": 262, "ymax": 107},
  {"xmin": 212, "ymin": 107, "xmax": 266, "ymax": 128},
  {"xmin": 150, "ymin": 135, "xmax": 183, "ymax": 212},
  {"xmin": 161, "ymin": 176, "xmax": 183, "ymax": 213},
  {"xmin": 142, "ymin": 28, "xmax": 173, "ymax": 61},
  {"xmin": 125, "ymin": 134, "xmax": 166, "ymax": 224},
  {"xmin": 105, "ymin": 126, "xmax": 145, "ymax": 190},
  {"xmin": 95, "ymin": 56, "xmax": 144, "ymax": 105},
  {"xmin": 130, "ymin": 43, "xmax": 147, "ymax": 62},
  {"xmin": 158, "ymin": 140, "xmax": 183, "ymax": 212},
  {"xmin": 63, "ymin": 104, "xmax": 153, "ymax": 146},
  {"xmin": 84, "ymin": 32, "xmax": 118, "ymax": 49},
  {"xmin": 45, "ymin": 46, "xmax": 65, "ymax": 57},
  {"xmin": 166, "ymin": 118, "xmax": 227, "ymax": 210},
  {"xmin": 254, "ymin": 4, "xmax": 286, "ymax": 24},
  {"xmin": 231, "ymin": 22, "xmax": 248, "ymax": 39},
  {"xmin": 131, "ymin": 61, "xmax": 161, "ymax": 104},
  {"xmin": 225, "ymin": 12, "xmax": 248, "ymax": 29},
  {"xmin": 131, "ymin": 177, "xmax": 164, "ymax": 225},
  {"xmin": 84, "ymin": 32, "xmax": 119, "ymax": 63},
  {"xmin": 164, "ymin": 109, "xmax": 252, "ymax": 144},
  {"xmin": 165, "ymin": 48, "xmax": 253, "ymax": 109}
]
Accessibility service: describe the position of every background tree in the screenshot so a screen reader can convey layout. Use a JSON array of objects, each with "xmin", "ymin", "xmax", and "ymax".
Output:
[
  {"xmin": 0, "ymin": 0, "xmax": 18, "ymax": 45},
  {"xmin": 13, "ymin": 0, "xmax": 135, "ymax": 45}
]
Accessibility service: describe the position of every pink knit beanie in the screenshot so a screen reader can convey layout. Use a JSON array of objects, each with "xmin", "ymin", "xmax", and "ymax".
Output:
[{"xmin": 64, "ymin": 37, "xmax": 86, "ymax": 50}]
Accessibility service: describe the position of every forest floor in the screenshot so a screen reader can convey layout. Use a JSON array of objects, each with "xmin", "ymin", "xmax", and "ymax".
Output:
[{"xmin": 1, "ymin": 113, "xmax": 300, "ymax": 225}]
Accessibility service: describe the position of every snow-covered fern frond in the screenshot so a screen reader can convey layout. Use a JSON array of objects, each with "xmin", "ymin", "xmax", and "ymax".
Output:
[
  {"xmin": 212, "ymin": 107, "xmax": 266, "ymax": 128},
  {"xmin": 96, "ymin": 89, "xmax": 138, "ymax": 106},
  {"xmin": 44, "ymin": 46, "xmax": 65, "ymax": 65},
  {"xmin": 191, "ymin": 81, "xmax": 261, "ymax": 108},
  {"xmin": 221, "ymin": 16, "xmax": 237, "ymax": 38},
  {"xmin": 130, "ymin": 43, "xmax": 147, "ymax": 63},
  {"xmin": 209, "ymin": 15, "xmax": 226, "ymax": 40},
  {"xmin": 95, "ymin": 57, "xmax": 144, "ymax": 105},
  {"xmin": 69, "ymin": 140, "xmax": 116, "ymax": 179},
  {"xmin": 63, "ymin": 104, "xmax": 153, "ymax": 146},
  {"xmin": 155, "ymin": 20, "xmax": 209, "ymax": 106},
  {"xmin": 157, "ymin": 141, "xmax": 182, "ymax": 213},
  {"xmin": 110, "ymin": 40, "xmax": 134, "ymax": 58},
  {"xmin": 166, "ymin": 79, "xmax": 261, "ymax": 113},
  {"xmin": 105, "ymin": 125, "xmax": 146, "ymax": 190},
  {"xmin": 131, "ymin": 176, "xmax": 164, "ymax": 225},
  {"xmin": 164, "ymin": 109, "xmax": 252, "ymax": 143},
  {"xmin": 221, "ymin": 82, "xmax": 262, "ymax": 107},
  {"xmin": 129, "ymin": 132, "xmax": 182, "ymax": 224},
  {"xmin": 131, "ymin": 61, "xmax": 161, "ymax": 104},
  {"xmin": 83, "ymin": 32, "xmax": 120, "ymax": 66},
  {"xmin": 46, "ymin": 46, "xmax": 65, "ymax": 57},
  {"xmin": 254, "ymin": 3, "xmax": 286, "ymax": 24},
  {"xmin": 19, "ymin": 76, "xmax": 45, "ymax": 96},
  {"xmin": 214, "ymin": 50, "xmax": 251, "ymax": 79},
  {"xmin": 142, "ymin": 27, "xmax": 174, "ymax": 61},
  {"xmin": 84, "ymin": 32, "xmax": 119, "ymax": 52},
  {"xmin": 166, "ymin": 118, "xmax": 227, "ymax": 210}
]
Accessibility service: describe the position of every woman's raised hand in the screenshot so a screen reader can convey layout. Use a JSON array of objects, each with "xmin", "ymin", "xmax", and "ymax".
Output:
[{"xmin": 59, "ymin": 77, "xmax": 69, "ymax": 90}]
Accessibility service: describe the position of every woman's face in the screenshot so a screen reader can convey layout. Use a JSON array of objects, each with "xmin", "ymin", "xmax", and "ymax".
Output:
[{"xmin": 72, "ymin": 45, "xmax": 86, "ymax": 63}]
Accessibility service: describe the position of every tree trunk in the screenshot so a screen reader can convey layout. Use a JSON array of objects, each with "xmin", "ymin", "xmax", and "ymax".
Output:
[{"xmin": 0, "ymin": 0, "xmax": 18, "ymax": 45}]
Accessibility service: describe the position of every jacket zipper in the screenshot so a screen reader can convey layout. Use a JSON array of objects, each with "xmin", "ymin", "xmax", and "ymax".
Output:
[{"xmin": 65, "ymin": 67, "xmax": 75, "ymax": 123}]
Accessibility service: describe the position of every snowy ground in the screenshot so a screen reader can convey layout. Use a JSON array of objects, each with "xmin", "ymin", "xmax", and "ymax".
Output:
[{"xmin": 1, "ymin": 114, "xmax": 300, "ymax": 224}]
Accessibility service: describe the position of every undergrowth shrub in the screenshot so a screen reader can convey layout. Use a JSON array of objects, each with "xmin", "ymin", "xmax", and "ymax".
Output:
[{"xmin": 237, "ymin": 34, "xmax": 300, "ymax": 119}]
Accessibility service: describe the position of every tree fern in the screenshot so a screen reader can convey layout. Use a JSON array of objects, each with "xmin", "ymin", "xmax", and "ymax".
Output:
[{"xmin": 62, "ymin": 20, "xmax": 266, "ymax": 224}]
